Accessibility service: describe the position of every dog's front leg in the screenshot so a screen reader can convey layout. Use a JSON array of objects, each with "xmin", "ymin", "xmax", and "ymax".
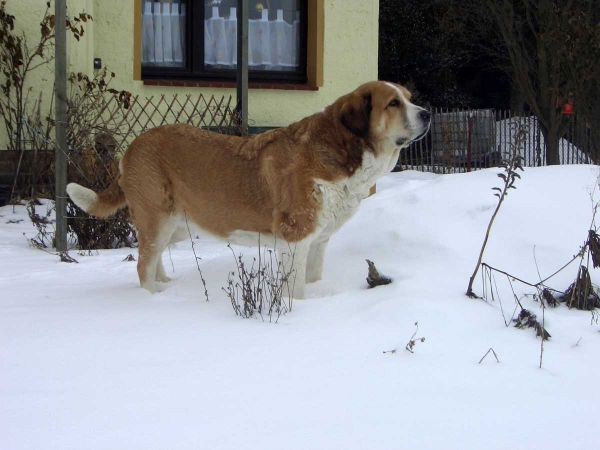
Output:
[
  {"xmin": 306, "ymin": 239, "xmax": 329, "ymax": 283},
  {"xmin": 281, "ymin": 238, "xmax": 311, "ymax": 300}
]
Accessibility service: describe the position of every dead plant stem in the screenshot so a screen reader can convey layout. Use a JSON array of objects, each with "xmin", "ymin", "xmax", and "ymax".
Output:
[
  {"xmin": 539, "ymin": 301, "xmax": 546, "ymax": 369},
  {"xmin": 467, "ymin": 195, "xmax": 506, "ymax": 297},
  {"xmin": 184, "ymin": 211, "xmax": 209, "ymax": 301},
  {"xmin": 478, "ymin": 348, "xmax": 500, "ymax": 364}
]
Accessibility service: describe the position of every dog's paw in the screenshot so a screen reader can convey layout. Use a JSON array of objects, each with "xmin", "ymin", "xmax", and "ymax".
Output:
[
  {"xmin": 141, "ymin": 281, "xmax": 159, "ymax": 294},
  {"xmin": 305, "ymin": 274, "xmax": 322, "ymax": 284}
]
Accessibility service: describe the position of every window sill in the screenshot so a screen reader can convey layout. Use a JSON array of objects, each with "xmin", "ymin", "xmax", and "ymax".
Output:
[{"xmin": 142, "ymin": 80, "xmax": 319, "ymax": 91}]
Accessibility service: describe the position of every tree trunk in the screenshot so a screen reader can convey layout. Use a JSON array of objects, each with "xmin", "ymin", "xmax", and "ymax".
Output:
[{"xmin": 543, "ymin": 127, "xmax": 561, "ymax": 165}]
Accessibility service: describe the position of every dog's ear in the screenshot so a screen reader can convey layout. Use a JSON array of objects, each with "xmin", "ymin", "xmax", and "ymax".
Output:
[{"xmin": 340, "ymin": 92, "xmax": 372, "ymax": 138}]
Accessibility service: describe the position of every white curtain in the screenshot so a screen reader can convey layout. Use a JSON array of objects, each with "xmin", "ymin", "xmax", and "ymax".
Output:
[
  {"xmin": 142, "ymin": 3, "xmax": 299, "ymax": 71},
  {"xmin": 204, "ymin": 6, "xmax": 236, "ymax": 66},
  {"xmin": 205, "ymin": 7, "xmax": 300, "ymax": 71},
  {"xmin": 142, "ymin": 1, "xmax": 186, "ymax": 67},
  {"xmin": 172, "ymin": 3, "xmax": 183, "ymax": 64},
  {"xmin": 142, "ymin": 2, "xmax": 155, "ymax": 63}
]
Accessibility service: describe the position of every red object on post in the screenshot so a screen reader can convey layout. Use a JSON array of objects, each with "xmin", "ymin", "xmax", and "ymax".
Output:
[{"xmin": 563, "ymin": 103, "xmax": 575, "ymax": 115}]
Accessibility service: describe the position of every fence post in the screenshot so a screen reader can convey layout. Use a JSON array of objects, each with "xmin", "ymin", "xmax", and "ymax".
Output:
[
  {"xmin": 236, "ymin": 0, "xmax": 249, "ymax": 136},
  {"xmin": 55, "ymin": 0, "xmax": 68, "ymax": 253},
  {"xmin": 467, "ymin": 111, "xmax": 473, "ymax": 172}
]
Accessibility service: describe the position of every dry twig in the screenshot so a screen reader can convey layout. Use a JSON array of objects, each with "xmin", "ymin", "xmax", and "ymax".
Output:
[
  {"xmin": 184, "ymin": 211, "xmax": 209, "ymax": 302},
  {"xmin": 478, "ymin": 348, "xmax": 500, "ymax": 364}
]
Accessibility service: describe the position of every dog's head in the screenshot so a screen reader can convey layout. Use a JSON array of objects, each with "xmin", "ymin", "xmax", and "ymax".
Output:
[{"xmin": 339, "ymin": 81, "xmax": 430, "ymax": 149}]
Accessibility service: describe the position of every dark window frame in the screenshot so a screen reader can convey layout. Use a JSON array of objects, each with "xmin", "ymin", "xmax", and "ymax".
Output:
[{"xmin": 141, "ymin": 1, "xmax": 308, "ymax": 84}]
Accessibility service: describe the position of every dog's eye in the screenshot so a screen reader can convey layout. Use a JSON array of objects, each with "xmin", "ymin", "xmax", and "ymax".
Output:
[{"xmin": 388, "ymin": 99, "xmax": 400, "ymax": 107}]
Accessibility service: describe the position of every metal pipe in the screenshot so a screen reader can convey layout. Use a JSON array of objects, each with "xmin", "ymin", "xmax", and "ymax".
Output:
[
  {"xmin": 236, "ymin": 0, "xmax": 248, "ymax": 136},
  {"xmin": 55, "ymin": 0, "xmax": 68, "ymax": 253}
]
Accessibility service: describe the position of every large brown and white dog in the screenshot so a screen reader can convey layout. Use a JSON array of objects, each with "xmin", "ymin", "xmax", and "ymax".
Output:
[{"xmin": 67, "ymin": 81, "xmax": 430, "ymax": 297}]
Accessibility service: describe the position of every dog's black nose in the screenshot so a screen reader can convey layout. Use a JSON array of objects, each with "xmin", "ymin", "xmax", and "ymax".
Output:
[{"xmin": 419, "ymin": 110, "xmax": 431, "ymax": 122}]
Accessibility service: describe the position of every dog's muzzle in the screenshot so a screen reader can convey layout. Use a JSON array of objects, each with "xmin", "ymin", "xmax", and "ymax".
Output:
[
  {"xmin": 395, "ymin": 109, "xmax": 432, "ymax": 146},
  {"xmin": 412, "ymin": 110, "xmax": 431, "ymax": 143}
]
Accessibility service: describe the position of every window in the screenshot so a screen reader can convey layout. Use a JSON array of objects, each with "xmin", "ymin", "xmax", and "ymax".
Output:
[{"xmin": 140, "ymin": 1, "xmax": 308, "ymax": 83}]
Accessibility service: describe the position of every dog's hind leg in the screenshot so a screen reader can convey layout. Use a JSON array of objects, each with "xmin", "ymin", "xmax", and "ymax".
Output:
[
  {"xmin": 155, "ymin": 258, "xmax": 171, "ymax": 283},
  {"xmin": 155, "ymin": 226, "xmax": 189, "ymax": 283},
  {"xmin": 136, "ymin": 215, "xmax": 178, "ymax": 293}
]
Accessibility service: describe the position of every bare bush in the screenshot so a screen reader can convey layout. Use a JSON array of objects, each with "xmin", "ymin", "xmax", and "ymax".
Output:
[
  {"xmin": 63, "ymin": 69, "xmax": 137, "ymax": 250},
  {"xmin": 223, "ymin": 241, "xmax": 296, "ymax": 323},
  {"xmin": 0, "ymin": 1, "xmax": 91, "ymax": 201}
]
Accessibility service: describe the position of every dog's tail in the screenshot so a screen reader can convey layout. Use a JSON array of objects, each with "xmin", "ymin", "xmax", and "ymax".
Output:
[{"xmin": 66, "ymin": 177, "xmax": 127, "ymax": 219}]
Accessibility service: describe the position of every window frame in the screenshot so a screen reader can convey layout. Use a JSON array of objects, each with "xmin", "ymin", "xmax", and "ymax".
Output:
[{"xmin": 140, "ymin": 1, "xmax": 309, "ymax": 84}]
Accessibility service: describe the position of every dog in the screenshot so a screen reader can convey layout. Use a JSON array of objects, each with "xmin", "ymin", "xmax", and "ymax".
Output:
[{"xmin": 67, "ymin": 81, "xmax": 431, "ymax": 297}]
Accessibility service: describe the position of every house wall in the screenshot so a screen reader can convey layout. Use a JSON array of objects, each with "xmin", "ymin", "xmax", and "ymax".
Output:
[
  {"xmin": 0, "ymin": 0, "xmax": 93, "ymax": 149},
  {"xmin": 0, "ymin": 0, "xmax": 379, "ymax": 148}
]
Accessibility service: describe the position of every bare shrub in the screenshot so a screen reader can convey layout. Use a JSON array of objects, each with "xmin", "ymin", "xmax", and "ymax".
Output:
[
  {"xmin": 16, "ymin": 68, "xmax": 136, "ymax": 250},
  {"xmin": 223, "ymin": 241, "xmax": 296, "ymax": 323},
  {"xmin": 63, "ymin": 69, "xmax": 137, "ymax": 250},
  {"xmin": 0, "ymin": 1, "xmax": 92, "ymax": 202},
  {"xmin": 66, "ymin": 154, "xmax": 136, "ymax": 250}
]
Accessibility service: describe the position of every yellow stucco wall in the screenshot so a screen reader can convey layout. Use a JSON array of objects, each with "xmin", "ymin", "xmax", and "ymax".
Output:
[
  {"xmin": 0, "ymin": 0, "xmax": 94, "ymax": 148},
  {"xmin": 1, "ymin": 0, "xmax": 378, "ymax": 147}
]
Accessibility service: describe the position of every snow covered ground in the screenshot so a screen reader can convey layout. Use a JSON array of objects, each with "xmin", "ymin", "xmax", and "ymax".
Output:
[{"xmin": 1, "ymin": 165, "xmax": 599, "ymax": 450}]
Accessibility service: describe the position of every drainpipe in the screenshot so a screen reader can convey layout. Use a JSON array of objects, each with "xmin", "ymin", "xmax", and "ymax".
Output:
[
  {"xmin": 84, "ymin": 0, "xmax": 95, "ymax": 76},
  {"xmin": 55, "ymin": 0, "xmax": 68, "ymax": 253},
  {"xmin": 237, "ymin": 0, "xmax": 249, "ymax": 136}
]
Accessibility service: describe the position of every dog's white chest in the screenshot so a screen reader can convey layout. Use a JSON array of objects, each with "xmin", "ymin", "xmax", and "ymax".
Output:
[
  {"xmin": 315, "ymin": 181, "xmax": 364, "ymax": 239},
  {"xmin": 314, "ymin": 152, "xmax": 386, "ymax": 241}
]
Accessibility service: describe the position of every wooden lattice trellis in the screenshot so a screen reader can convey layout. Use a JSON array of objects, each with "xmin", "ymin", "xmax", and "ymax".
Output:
[
  {"xmin": 12, "ymin": 93, "xmax": 240, "ymax": 198},
  {"xmin": 68, "ymin": 93, "xmax": 240, "ymax": 158}
]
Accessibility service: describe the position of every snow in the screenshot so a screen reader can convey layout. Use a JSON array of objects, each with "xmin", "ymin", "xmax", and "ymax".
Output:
[{"xmin": 1, "ymin": 165, "xmax": 599, "ymax": 450}]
